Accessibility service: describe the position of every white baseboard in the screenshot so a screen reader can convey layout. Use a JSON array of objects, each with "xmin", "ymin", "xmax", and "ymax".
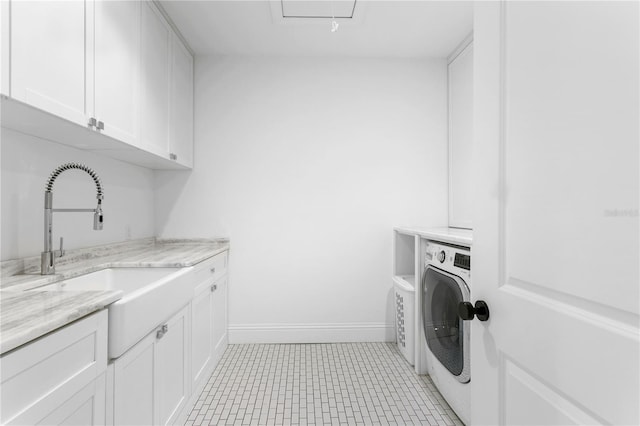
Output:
[{"xmin": 228, "ymin": 322, "xmax": 396, "ymax": 344}]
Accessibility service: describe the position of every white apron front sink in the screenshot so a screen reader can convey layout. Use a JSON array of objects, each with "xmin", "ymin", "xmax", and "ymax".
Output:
[{"xmin": 29, "ymin": 267, "xmax": 195, "ymax": 359}]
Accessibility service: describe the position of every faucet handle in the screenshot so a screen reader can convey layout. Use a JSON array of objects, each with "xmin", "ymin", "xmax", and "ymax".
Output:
[{"xmin": 57, "ymin": 237, "xmax": 65, "ymax": 258}]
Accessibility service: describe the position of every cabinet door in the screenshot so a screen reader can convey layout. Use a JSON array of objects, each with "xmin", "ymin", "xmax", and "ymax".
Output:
[
  {"xmin": 113, "ymin": 333, "xmax": 155, "ymax": 426},
  {"xmin": 139, "ymin": 1, "xmax": 171, "ymax": 156},
  {"xmin": 1, "ymin": 310, "xmax": 107, "ymax": 426},
  {"xmin": 1, "ymin": 1, "xmax": 9, "ymax": 96},
  {"xmin": 191, "ymin": 281, "xmax": 214, "ymax": 388},
  {"xmin": 10, "ymin": 0, "xmax": 92, "ymax": 126},
  {"xmin": 169, "ymin": 35, "xmax": 194, "ymax": 168},
  {"xmin": 448, "ymin": 41, "xmax": 474, "ymax": 229},
  {"xmin": 38, "ymin": 374, "xmax": 106, "ymax": 426},
  {"xmin": 212, "ymin": 276, "xmax": 228, "ymax": 357},
  {"xmin": 94, "ymin": 0, "xmax": 140, "ymax": 145},
  {"xmin": 155, "ymin": 305, "xmax": 190, "ymax": 426}
]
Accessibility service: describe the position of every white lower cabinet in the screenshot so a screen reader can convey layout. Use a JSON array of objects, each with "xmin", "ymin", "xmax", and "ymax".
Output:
[
  {"xmin": 112, "ymin": 305, "xmax": 190, "ymax": 426},
  {"xmin": 1, "ymin": 252, "xmax": 229, "ymax": 426},
  {"xmin": 191, "ymin": 274, "xmax": 228, "ymax": 392},
  {"xmin": 191, "ymin": 279, "xmax": 215, "ymax": 386},
  {"xmin": 156, "ymin": 305, "xmax": 190, "ymax": 426},
  {"xmin": 39, "ymin": 373, "xmax": 107, "ymax": 426},
  {"xmin": 211, "ymin": 276, "xmax": 229, "ymax": 361},
  {"xmin": 0, "ymin": 310, "xmax": 108, "ymax": 425},
  {"xmin": 108, "ymin": 252, "xmax": 229, "ymax": 426},
  {"xmin": 112, "ymin": 331, "xmax": 154, "ymax": 425}
]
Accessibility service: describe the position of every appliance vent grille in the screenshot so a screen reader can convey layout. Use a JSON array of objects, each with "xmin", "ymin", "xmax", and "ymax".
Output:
[{"xmin": 395, "ymin": 292, "xmax": 405, "ymax": 347}]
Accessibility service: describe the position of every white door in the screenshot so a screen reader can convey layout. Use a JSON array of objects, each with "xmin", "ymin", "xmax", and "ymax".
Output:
[
  {"xmin": 94, "ymin": 0, "xmax": 140, "ymax": 145},
  {"xmin": 472, "ymin": 2, "xmax": 639, "ymax": 425},
  {"xmin": 139, "ymin": 1, "xmax": 171, "ymax": 157},
  {"xmin": 10, "ymin": 0, "xmax": 92, "ymax": 126}
]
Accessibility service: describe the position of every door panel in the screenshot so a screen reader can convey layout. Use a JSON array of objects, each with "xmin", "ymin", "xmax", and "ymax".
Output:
[
  {"xmin": 113, "ymin": 335, "xmax": 155, "ymax": 426},
  {"xmin": 472, "ymin": 2, "xmax": 639, "ymax": 425},
  {"xmin": 170, "ymin": 35, "xmax": 194, "ymax": 168},
  {"xmin": 94, "ymin": 0, "xmax": 139, "ymax": 145},
  {"xmin": 10, "ymin": 1, "xmax": 90, "ymax": 126},
  {"xmin": 212, "ymin": 277, "xmax": 228, "ymax": 353},
  {"xmin": 37, "ymin": 374, "xmax": 106, "ymax": 426},
  {"xmin": 503, "ymin": 1, "xmax": 639, "ymax": 315},
  {"xmin": 155, "ymin": 307, "xmax": 189, "ymax": 426},
  {"xmin": 140, "ymin": 2, "xmax": 171, "ymax": 156},
  {"xmin": 191, "ymin": 283, "xmax": 213, "ymax": 386},
  {"xmin": 503, "ymin": 359, "xmax": 600, "ymax": 426}
]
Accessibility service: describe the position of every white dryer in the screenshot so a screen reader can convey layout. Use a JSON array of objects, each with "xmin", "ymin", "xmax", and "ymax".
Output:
[{"xmin": 419, "ymin": 240, "xmax": 471, "ymax": 424}]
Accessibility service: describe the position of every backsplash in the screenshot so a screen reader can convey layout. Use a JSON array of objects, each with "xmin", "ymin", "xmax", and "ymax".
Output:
[{"xmin": 0, "ymin": 128, "xmax": 156, "ymax": 260}]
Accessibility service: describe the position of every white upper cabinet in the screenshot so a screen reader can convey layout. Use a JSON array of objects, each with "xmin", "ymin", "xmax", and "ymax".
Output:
[
  {"xmin": 1, "ymin": 2, "xmax": 12, "ymax": 96},
  {"xmin": 170, "ymin": 35, "xmax": 194, "ymax": 168},
  {"xmin": 448, "ymin": 39, "xmax": 474, "ymax": 229},
  {"xmin": 94, "ymin": 0, "xmax": 140, "ymax": 146},
  {"xmin": 140, "ymin": 1, "xmax": 171, "ymax": 158},
  {"xmin": 2, "ymin": 0, "xmax": 194, "ymax": 170},
  {"xmin": 9, "ymin": 1, "xmax": 92, "ymax": 127}
]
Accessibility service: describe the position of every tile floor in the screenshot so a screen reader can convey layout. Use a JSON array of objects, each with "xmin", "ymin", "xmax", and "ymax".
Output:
[{"xmin": 185, "ymin": 342, "xmax": 463, "ymax": 426}]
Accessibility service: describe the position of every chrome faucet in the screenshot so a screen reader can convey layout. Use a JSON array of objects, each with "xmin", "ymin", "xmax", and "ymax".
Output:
[{"xmin": 41, "ymin": 163, "xmax": 104, "ymax": 275}]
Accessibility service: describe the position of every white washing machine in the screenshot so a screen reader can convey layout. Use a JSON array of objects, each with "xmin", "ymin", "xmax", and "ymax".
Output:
[{"xmin": 419, "ymin": 240, "xmax": 471, "ymax": 425}]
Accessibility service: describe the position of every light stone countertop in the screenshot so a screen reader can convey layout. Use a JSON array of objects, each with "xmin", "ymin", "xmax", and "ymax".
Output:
[
  {"xmin": 394, "ymin": 226, "xmax": 473, "ymax": 246},
  {"xmin": 0, "ymin": 238, "xmax": 229, "ymax": 354},
  {"xmin": 0, "ymin": 290, "xmax": 123, "ymax": 354}
]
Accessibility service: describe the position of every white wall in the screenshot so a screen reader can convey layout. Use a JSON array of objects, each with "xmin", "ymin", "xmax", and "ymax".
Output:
[
  {"xmin": 1, "ymin": 128, "xmax": 156, "ymax": 260},
  {"xmin": 155, "ymin": 56, "xmax": 448, "ymax": 342}
]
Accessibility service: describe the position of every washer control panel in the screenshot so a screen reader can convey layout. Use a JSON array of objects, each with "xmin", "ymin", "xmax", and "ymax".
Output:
[{"xmin": 425, "ymin": 241, "xmax": 471, "ymax": 278}]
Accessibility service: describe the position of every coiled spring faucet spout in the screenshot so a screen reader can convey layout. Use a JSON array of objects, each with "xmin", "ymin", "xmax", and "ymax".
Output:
[{"xmin": 42, "ymin": 163, "xmax": 104, "ymax": 275}]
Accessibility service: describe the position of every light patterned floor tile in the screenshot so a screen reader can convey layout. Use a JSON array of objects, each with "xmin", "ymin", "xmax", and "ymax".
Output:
[{"xmin": 186, "ymin": 343, "xmax": 464, "ymax": 426}]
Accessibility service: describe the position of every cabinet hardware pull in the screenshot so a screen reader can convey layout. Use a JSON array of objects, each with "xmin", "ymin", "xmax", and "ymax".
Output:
[
  {"xmin": 88, "ymin": 117, "xmax": 97, "ymax": 128},
  {"xmin": 169, "ymin": 153, "xmax": 177, "ymax": 161},
  {"xmin": 97, "ymin": 121, "xmax": 104, "ymax": 130},
  {"xmin": 211, "ymin": 284, "xmax": 217, "ymax": 292},
  {"xmin": 210, "ymin": 267, "xmax": 216, "ymax": 274},
  {"xmin": 156, "ymin": 324, "xmax": 169, "ymax": 339}
]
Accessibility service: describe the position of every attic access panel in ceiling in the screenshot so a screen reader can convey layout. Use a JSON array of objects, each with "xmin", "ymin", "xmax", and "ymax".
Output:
[{"xmin": 281, "ymin": 0, "xmax": 357, "ymax": 19}]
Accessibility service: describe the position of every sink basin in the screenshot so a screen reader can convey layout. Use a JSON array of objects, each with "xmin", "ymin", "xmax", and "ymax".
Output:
[{"xmin": 30, "ymin": 266, "xmax": 195, "ymax": 359}]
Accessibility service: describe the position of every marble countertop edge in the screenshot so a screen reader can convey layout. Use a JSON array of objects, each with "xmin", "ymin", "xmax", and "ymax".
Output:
[
  {"xmin": 0, "ymin": 238, "xmax": 229, "ymax": 355},
  {"xmin": 1, "ymin": 239, "xmax": 230, "ymax": 291},
  {"xmin": 0, "ymin": 290, "xmax": 123, "ymax": 355}
]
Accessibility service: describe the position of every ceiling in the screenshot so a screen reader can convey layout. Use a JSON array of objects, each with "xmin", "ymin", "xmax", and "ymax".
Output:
[{"xmin": 159, "ymin": 1, "xmax": 474, "ymax": 58}]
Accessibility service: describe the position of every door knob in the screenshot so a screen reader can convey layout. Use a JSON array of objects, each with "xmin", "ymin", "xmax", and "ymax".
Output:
[{"xmin": 458, "ymin": 300, "xmax": 490, "ymax": 321}]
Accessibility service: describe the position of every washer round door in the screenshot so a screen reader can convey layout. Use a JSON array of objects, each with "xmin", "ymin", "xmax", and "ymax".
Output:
[{"xmin": 422, "ymin": 265, "xmax": 470, "ymax": 383}]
